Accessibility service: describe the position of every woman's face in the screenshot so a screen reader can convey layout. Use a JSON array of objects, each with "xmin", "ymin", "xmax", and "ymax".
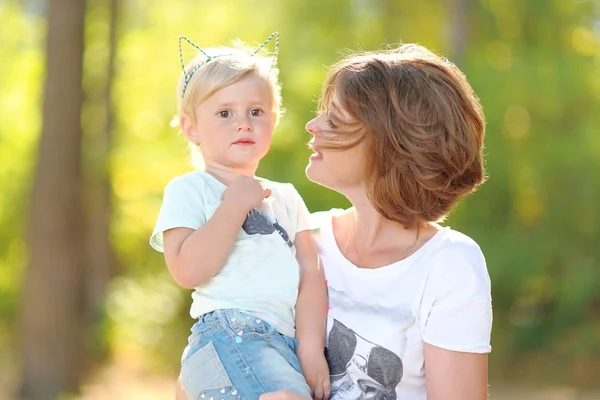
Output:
[{"xmin": 305, "ymin": 94, "xmax": 368, "ymax": 192}]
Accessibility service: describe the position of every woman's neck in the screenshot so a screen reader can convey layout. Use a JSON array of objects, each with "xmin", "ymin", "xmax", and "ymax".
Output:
[
  {"xmin": 348, "ymin": 199, "xmax": 413, "ymax": 251},
  {"xmin": 338, "ymin": 187, "xmax": 433, "ymax": 266}
]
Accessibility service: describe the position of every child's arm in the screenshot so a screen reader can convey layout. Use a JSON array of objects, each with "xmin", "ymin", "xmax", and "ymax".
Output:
[
  {"xmin": 294, "ymin": 230, "xmax": 330, "ymax": 400},
  {"xmin": 163, "ymin": 176, "xmax": 270, "ymax": 289}
]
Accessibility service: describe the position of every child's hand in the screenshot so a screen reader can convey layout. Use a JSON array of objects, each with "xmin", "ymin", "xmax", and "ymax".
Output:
[
  {"xmin": 259, "ymin": 391, "xmax": 311, "ymax": 400},
  {"xmin": 297, "ymin": 345, "xmax": 331, "ymax": 400},
  {"xmin": 223, "ymin": 175, "xmax": 271, "ymax": 212}
]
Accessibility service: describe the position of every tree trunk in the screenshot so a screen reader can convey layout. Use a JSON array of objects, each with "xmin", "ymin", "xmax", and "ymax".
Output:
[
  {"xmin": 446, "ymin": 0, "xmax": 469, "ymax": 65},
  {"xmin": 84, "ymin": 0, "xmax": 119, "ymax": 338},
  {"xmin": 18, "ymin": 0, "xmax": 87, "ymax": 397}
]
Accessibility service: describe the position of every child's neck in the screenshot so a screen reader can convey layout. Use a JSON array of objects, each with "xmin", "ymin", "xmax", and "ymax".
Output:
[{"xmin": 204, "ymin": 165, "xmax": 258, "ymax": 186}]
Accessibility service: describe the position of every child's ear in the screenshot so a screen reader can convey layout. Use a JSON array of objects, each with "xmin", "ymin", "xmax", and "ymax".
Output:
[{"xmin": 180, "ymin": 114, "xmax": 199, "ymax": 145}]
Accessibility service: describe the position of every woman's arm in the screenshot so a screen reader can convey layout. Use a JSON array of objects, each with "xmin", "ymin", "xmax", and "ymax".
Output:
[
  {"xmin": 424, "ymin": 343, "xmax": 488, "ymax": 400},
  {"xmin": 421, "ymin": 241, "xmax": 492, "ymax": 400}
]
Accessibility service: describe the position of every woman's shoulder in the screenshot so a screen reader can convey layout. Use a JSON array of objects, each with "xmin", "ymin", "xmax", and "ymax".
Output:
[
  {"xmin": 308, "ymin": 208, "xmax": 349, "ymax": 231},
  {"xmin": 435, "ymin": 226, "xmax": 483, "ymax": 254},
  {"xmin": 426, "ymin": 226, "xmax": 491, "ymax": 300}
]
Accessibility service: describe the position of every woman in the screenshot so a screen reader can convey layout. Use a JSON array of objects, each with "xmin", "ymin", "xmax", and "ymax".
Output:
[{"xmin": 181, "ymin": 43, "xmax": 492, "ymax": 400}]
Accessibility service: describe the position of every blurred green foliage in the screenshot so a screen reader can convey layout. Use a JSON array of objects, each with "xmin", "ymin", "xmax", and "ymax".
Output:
[{"xmin": 1, "ymin": 0, "xmax": 599, "ymax": 388}]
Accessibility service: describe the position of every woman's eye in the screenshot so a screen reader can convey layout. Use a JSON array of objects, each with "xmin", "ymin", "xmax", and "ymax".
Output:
[
  {"xmin": 326, "ymin": 118, "xmax": 338, "ymax": 129},
  {"xmin": 218, "ymin": 110, "xmax": 232, "ymax": 118},
  {"xmin": 250, "ymin": 108, "xmax": 263, "ymax": 117}
]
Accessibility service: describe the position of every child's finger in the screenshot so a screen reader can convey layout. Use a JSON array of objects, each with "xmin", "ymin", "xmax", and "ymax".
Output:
[
  {"xmin": 313, "ymin": 384, "xmax": 324, "ymax": 400},
  {"xmin": 264, "ymin": 188, "xmax": 272, "ymax": 198},
  {"xmin": 322, "ymin": 378, "xmax": 331, "ymax": 399}
]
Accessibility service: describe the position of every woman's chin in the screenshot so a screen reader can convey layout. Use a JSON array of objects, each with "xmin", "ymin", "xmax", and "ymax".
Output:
[
  {"xmin": 305, "ymin": 163, "xmax": 339, "ymax": 191},
  {"xmin": 305, "ymin": 161, "xmax": 323, "ymax": 183}
]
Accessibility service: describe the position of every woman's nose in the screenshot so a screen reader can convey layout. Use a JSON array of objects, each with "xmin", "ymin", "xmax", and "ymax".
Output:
[{"xmin": 305, "ymin": 117, "xmax": 318, "ymax": 136}]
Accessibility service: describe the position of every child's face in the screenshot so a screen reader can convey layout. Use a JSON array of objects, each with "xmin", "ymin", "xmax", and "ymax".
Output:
[{"xmin": 189, "ymin": 75, "xmax": 276, "ymax": 173}]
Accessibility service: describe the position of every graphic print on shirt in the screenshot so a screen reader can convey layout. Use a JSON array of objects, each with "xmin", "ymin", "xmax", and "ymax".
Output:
[
  {"xmin": 242, "ymin": 210, "xmax": 292, "ymax": 247},
  {"xmin": 326, "ymin": 318, "xmax": 403, "ymax": 400}
]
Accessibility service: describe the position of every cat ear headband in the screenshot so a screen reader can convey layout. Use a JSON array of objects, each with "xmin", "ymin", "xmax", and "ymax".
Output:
[{"xmin": 178, "ymin": 31, "xmax": 280, "ymax": 99}]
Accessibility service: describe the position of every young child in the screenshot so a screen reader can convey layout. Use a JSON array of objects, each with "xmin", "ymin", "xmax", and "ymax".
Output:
[{"xmin": 150, "ymin": 33, "xmax": 330, "ymax": 400}]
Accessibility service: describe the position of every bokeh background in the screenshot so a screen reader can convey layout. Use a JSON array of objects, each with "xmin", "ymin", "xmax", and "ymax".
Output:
[{"xmin": 1, "ymin": 0, "xmax": 599, "ymax": 399}]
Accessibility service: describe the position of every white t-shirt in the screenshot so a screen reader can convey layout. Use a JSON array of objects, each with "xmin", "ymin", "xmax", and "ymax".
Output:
[
  {"xmin": 150, "ymin": 171, "xmax": 311, "ymax": 337},
  {"xmin": 311, "ymin": 209, "xmax": 492, "ymax": 400}
]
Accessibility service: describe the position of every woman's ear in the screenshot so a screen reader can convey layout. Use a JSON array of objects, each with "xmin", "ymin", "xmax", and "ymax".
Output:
[{"xmin": 180, "ymin": 114, "xmax": 200, "ymax": 146}]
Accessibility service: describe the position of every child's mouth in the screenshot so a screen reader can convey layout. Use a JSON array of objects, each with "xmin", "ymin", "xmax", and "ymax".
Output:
[{"xmin": 233, "ymin": 138, "xmax": 255, "ymax": 145}]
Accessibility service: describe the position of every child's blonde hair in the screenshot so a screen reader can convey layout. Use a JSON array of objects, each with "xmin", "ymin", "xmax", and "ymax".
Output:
[{"xmin": 176, "ymin": 44, "xmax": 282, "ymax": 126}]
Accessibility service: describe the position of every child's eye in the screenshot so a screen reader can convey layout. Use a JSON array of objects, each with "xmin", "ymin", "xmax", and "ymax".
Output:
[
  {"xmin": 218, "ymin": 110, "xmax": 232, "ymax": 118},
  {"xmin": 250, "ymin": 108, "xmax": 264, "ymax": 117}
]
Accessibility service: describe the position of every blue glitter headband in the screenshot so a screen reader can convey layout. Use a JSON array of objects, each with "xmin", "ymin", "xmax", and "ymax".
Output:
[{"xmin": 178, "ymin": 32, "xmax": 280, "ymax": 99}]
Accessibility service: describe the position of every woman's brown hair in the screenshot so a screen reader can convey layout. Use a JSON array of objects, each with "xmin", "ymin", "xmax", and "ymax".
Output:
[{"xmin": 320, "ymin": 44, "xmax": 486, "ymax": 227}]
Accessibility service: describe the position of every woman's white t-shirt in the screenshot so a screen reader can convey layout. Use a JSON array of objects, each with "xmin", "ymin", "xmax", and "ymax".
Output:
[{"xmin": 312, "ymin": 209, "xmax": 492, "ymax": 400}]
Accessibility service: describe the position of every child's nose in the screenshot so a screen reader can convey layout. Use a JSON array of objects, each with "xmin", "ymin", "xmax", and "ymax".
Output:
[{"xmin": 236, "ymin": 117, "xmax": 253, "ymax": 132}]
